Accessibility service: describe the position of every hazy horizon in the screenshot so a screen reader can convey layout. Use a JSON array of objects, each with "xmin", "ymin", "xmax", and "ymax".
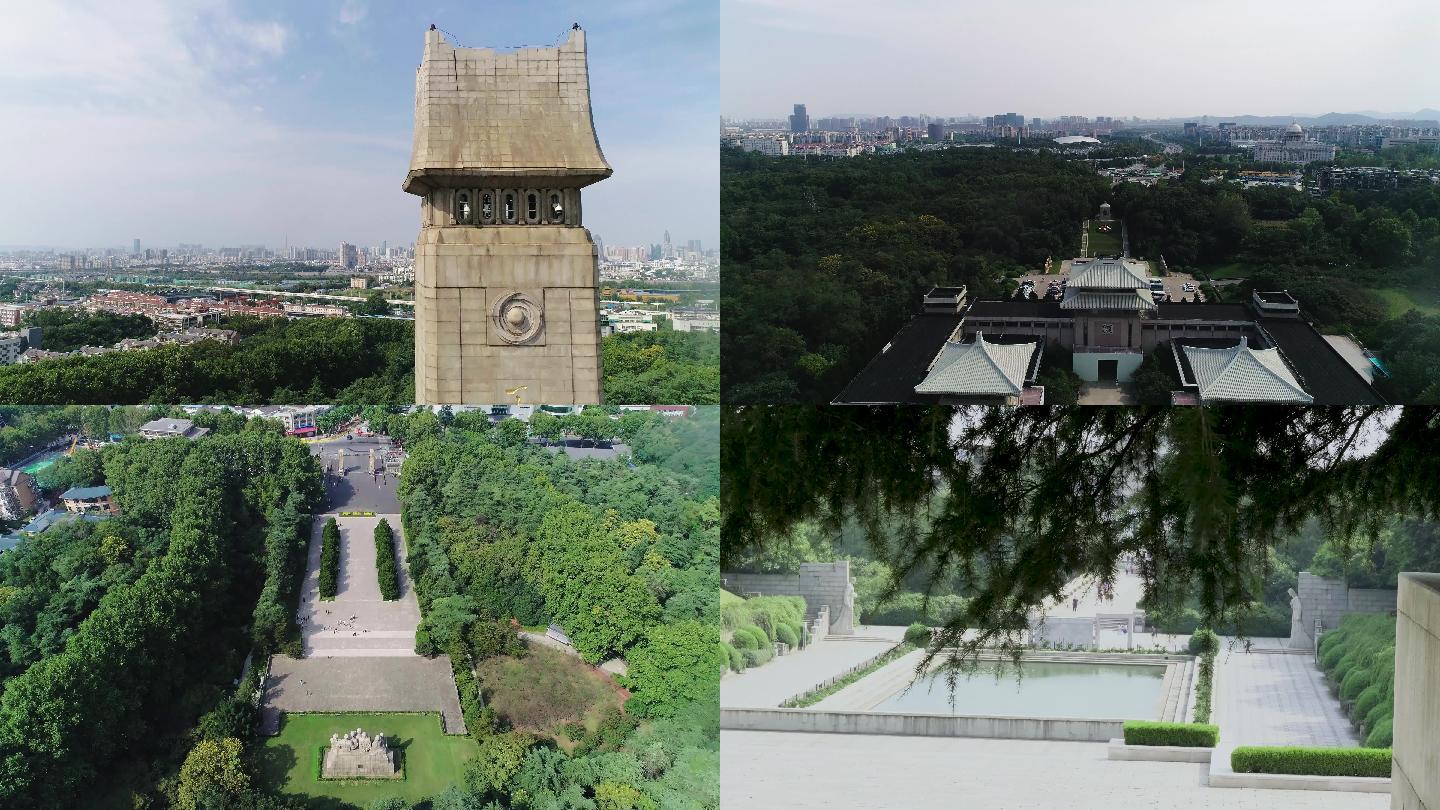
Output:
[
  {"xmin": 0, "ymin": 0, "xmax": 719, "ymax": 251},
  {"xmin": 722, "ymin": 0, "xmax": 1439, "ymax": 122}
]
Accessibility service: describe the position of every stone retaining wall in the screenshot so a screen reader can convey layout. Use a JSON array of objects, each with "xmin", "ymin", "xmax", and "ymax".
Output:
[
  {"xmin": 1298, "ymin": 571, "xmax": 1397, "ymax": 636},
  {"xmin": 720, "ymin": 707, "xmax": 1123, "ymax": 742}
]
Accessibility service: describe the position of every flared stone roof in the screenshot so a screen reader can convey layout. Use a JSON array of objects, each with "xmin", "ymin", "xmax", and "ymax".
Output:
[
  {"xmin": 403, "ymin": 28, "xmax": 612, "ymax": 195},
  {"xmin": 1182, "ymin": 341, "xmax": 1313, "ymax": 403},
  {"xmin": 915, "ymin": 333, "xmax": 1035, "ymax": 396}
]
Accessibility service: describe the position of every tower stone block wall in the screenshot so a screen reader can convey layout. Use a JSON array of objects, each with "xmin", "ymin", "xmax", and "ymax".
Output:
[
  {"xmin": 1393, "ymin": 573, "xmax": 1440, "ymax": 810},
  {"xmin": 404, "ymin": 27, "xmax": 610, "ymax": 404}
]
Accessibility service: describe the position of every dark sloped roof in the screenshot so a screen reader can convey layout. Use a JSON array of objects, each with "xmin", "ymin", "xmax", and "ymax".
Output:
[
  {"xmin": 1261, "ymin": 319, "xmax": 1384, "ymax": 405},
  {"xmin": 833, "ymin": 313, "xmax": 962, "ymax": 404},
  {"xmin": 965, "ymin": 299, "xmax": 1065, "ymax": 318},
  {"xmin": 1155, "ymin": 303, "xmax": 1253, "ymax": 321}
]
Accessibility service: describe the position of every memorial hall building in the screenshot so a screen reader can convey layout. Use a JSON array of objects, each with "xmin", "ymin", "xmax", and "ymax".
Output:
[{"xmin": 835, "ymin": 257, "xmax": 1384, "ymax": 406}]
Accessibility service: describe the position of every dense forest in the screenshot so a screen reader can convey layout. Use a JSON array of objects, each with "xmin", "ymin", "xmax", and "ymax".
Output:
[
  {"xmin": 602, "ymin": 330, "xmax": 720, "ymax": 404},
  {"xmin": 1111, "ymin": 178, "xmax": 1440, "ymax": 402},
  {"xmin": 0, "ymin": 414, "xmax": 324, "ymax": 808},
  {"xmin": 380, "ymin": 406, "xmax": 720, "ymax": 808},
  {"xmin": 0, "ymin": 317, "xmax": 415, "ymax": 405},
  {"xmin": 0, "ymin": 315, "xmax": 719, "ymax": 405},
  {"xmin": 722, "ymin": 144, "xmax": 1440, "ymax": 402},
  {"xmin": 720, "ymin": 146, "xmax": 1112, "ymax": 401},
  {"xmin": 20, "ymin": 309, "xmax": 158, "ymax": 353}
]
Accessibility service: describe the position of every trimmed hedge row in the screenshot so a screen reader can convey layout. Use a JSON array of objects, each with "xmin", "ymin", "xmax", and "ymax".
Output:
[
  {"xmin": 1192, "ymin": 651, "xmax": 1216, "ymax": 723},
  {"xmin": 1122, "ymin": 721, "xmax": 1218, "ymax": 748},
  {"xmin": 375, "ymin": 518, "xmax": 399, "ymax": 601},
  {"xmin": 1230, "ymin": 746, "xmax": 1392, "ymax": 777},
  {"xmin": 1317, "ymin": 613, "xmax": 1396, "ymax": 748},
  {"xmin": 318, "ymin": 517, "xmax": 340, "ymax": 598}
]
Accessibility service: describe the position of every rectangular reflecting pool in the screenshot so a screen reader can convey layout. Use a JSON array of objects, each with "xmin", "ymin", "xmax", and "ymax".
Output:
[{"xmin": 874, "ymin": 660, "xmax": 1165, "ymax": 719}]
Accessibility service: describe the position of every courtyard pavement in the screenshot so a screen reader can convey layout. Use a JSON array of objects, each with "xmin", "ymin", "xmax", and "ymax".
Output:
[
  {"xmin": 1212, "ymin": 646, "xmax": 1359, "ymax": 754},
  {"xmin": 720, "ymin": 626, "xmax": 906, "ymax": 708},
  {"xmin": 262, "ymin": 655, "xmax": 466, "ymax": 734},
  {"xmin": 310, "ymin": 436, "xmax": 402, "ymax": 514},
  {"xmin": 260, "ymin": 514, "xmax": 466, "ymax": 735},
  {"xmin": 721, "ymin": 731, "xmax": 1388, "ymax": 809},
  {"xmin": 299, "ymin": 514, "xmax": 418, "ymax": 657}
]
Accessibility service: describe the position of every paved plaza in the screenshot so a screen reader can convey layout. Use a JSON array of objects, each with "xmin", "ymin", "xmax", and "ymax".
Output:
[
  {"xmin": 721, "ymin": 731, "xmax": 1388, "ymax": 809},
  {"xmin": 310, "ymin": 436, "xmax": 402, "ymax": 513},
  {"xmin": 1212, "ymin": 646, "xmax": 1359, "ymax": 753},
  {"xmin": 720, "ymin": 626, "xmax": 906, "ymax": 708},
  {"xmin": 262, "ymin": 655, "xmax": 466, "ymax": 734},
  {"xmin": 299, "ymin": 514, "xmax": 418, "ymax": 657},
  {"xmin": 260, "ymin": 514, "xmax": 466, "ymax": 735}
]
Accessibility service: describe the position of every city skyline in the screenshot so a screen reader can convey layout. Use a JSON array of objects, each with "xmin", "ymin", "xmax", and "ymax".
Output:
[
  {"xmin": 721, "ymin": 0, "xmax": 1440, "ymax": 120},
  {"xmin": 0, "ymin": 0, "xmax": 719, "ymax": 250}
]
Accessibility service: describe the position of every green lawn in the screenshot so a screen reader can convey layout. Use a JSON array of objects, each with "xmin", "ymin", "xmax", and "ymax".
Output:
[
  {"xmin": 1086, "ymin": 220, "xmax": 1123, "ymax": 256},
  {"xmin": 1374, "ymin": 287, "xmax": 1440, "ymax": 318},
  {"xmin": 258, "ymin": 712, "xmax": 478, "ymax": 808},
  {"xmin": 1200, "ymin": 262, "xmax": 1255, "ymax": 280}
]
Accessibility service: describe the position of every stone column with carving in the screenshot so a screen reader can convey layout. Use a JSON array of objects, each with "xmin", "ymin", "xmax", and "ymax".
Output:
[{"xmin": 404, "ymin": 26, "xmax": 612, "ymax": 404}]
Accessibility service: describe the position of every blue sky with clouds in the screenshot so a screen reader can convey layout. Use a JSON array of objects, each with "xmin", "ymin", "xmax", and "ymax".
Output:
[{"xmin": 0, "ymin": 0, "xmax": 717, "ymax": 251}]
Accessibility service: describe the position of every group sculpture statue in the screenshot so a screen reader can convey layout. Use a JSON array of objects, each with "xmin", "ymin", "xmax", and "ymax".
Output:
[{"xmin": 322, "ymin": 728, "xmax": 400, "ymax": 779}]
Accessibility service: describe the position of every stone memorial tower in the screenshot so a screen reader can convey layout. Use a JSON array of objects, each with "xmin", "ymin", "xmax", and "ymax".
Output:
[{"xmin": 404, "ymin": 25, "xmax": 611, "ymax": 404}]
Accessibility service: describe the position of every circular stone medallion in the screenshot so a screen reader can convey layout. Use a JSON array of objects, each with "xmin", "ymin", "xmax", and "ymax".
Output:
[{"xmin": 491, "ymin": 292, "xmax": 544, "ymax": 344}]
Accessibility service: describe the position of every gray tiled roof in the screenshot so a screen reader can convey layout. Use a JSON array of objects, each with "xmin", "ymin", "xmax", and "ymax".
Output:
[
  {"xmin": 915, "ymin": 333, "xmax": 1035, "ymax": 395},
  {"xmin": 1183, "ymin": 342, "xmax": 1313, "ymax": 403},
  {"xmin": 1060, "ymin": 289, "xmax": 1157, "ymax": 311},
  {"xmin": 1068, "ymin": 258, "xmax": 1150, "ymax": 290}
]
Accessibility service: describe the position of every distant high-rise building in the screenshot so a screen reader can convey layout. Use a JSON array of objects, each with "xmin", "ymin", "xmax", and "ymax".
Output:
[
  {"xmin": 1184, "ymin": 122, "xmax": 1199, "ymax": 136},
  {"xmin": 663, "ymin": 230, "xmax": 675, "ymax": 260},
  {"xmin": 686, "ymin": 239, "xmax": 701, "ymax": 254},
  {"xmin": 132, "ymin": 238, "xmax": 140, "ymax": 255},
  {"xmin": 339, "ymin": 242, "xmax": 359, "ymax": 269},
  {"xmin": 790, "ymin": 103, "xmax": 809, "ymax": 134},
  {"xmin": 927, "ymin": 123, "xmax": 944, "ymax": 141},
  {"xmin": 381, "ymin": 240, "xmax": 388, "ymax": 258}
]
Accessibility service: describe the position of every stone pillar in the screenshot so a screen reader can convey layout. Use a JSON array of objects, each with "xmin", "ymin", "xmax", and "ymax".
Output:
[
  {"xmin": 403, "ymin": 27, "xmax": 611, "ymax": 404},
  {"xmin": 1393, "ymin": 573, "xmax": 1440, "ymax": 810}
]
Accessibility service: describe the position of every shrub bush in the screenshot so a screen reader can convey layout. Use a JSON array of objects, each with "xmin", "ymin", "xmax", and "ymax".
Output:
[
  {"xmin": 1316, "ymin": 614, "xmax": 1396, "ymax": 749},
  {"xmin": 785, "ymin": 620, "xmax": 805, "ymax": 647},
  {"xmin": 1188, "ymin": 627, "xmax": 1220, "ymax": 657},
  {"xmin": 1191, "ymin": 652, "xmax": 1216, "ymax": 724},
  {"xmin": 318, "ymin": 517, "xmax": 340, "ymax": 598},
  {"xmin": 414, "ymin": 627, "xmax": 436, "ymax": 657},
  {"xmin": 903, "ymin": 622, "xmax": 932, "ymax": 646},
  {"xmin": 864, "ymin": 592, "xmax": 968, "ymax": 626},
  {"xmin": 728, "ymin": 629, "xmax": 759, "ymax": 651},
  {"xmin": 1364, "ymin": 718, "xmax": 1393, "ymax": 748},
  {"xmin": 1230, "ymin": 746, "xmax": 1392, "ymax": 777},
  {"xmin": 1352, "ymin": 684, "xmax": 1384, "ymax": 730},
  {"xmin": 374, "ymin": 518, "xmax": 399, "ymax": 601},
  {"xmin": 742, "ymin": 646, "xmax": 772, "ymax": 668},
  {"xmin": 1122, "ymin": 721, "xmax": 1218, "ymax": 748},
  {"xmin": 775, "ymin": 623, "xmax": 799, "ymax": 648},
  {"xmin": 724, "ymin": 643, "xmax": 744, "ymax": 672},
  {"xmin": 741, "ymin": 626, "xmax": 770, "ymax": 649},
  {"xmin": 1339, "ymin": 667, "xmax": 1370, "ymax": 702}
]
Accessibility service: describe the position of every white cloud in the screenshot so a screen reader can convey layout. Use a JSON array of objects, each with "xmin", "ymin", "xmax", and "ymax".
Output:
[{"xmin": 338, "ymin": 0, "xmax": 367, "ymax": 25}]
